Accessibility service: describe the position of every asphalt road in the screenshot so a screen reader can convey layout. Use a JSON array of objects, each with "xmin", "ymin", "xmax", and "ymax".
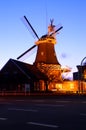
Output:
[{"xmin": 0, "ymin": 96, "xmax": 86, "ymax": 130}]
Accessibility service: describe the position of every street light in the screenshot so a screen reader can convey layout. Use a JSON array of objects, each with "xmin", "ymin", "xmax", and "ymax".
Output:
[
  {"xmin": 81, "ymin": 57, "xmax": 86, "ymax": 67},
  {"xmin": 80, "ymin": 57, "xmax": 86, "ymax": 93}
]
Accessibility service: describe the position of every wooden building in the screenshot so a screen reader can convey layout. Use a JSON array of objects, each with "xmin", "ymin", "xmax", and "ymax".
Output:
[{"xmin": 0, "ymin": 59, "xmax": 48, "ymax": 92}]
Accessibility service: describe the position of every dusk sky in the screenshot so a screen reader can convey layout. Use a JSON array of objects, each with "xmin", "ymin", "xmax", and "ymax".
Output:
[{"xmin": 0, "ymin": 0, "xmax": 86, "ymax": 79}]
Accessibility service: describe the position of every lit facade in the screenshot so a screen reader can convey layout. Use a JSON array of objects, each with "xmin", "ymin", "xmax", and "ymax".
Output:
[{"xmin": 73, "ymin": 65, "xmax": 86, "ymax": 93}]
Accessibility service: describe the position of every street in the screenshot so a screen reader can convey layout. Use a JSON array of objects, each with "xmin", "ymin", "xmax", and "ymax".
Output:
[{"xmin": 0, "ymin": 96, "xmax": 86, "ymax": 130}]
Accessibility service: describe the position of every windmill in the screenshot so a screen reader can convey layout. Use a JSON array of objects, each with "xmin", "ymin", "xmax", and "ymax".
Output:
[{"xmin": 17, "ymin": 15, "xmax": 63, "ymax": 83}]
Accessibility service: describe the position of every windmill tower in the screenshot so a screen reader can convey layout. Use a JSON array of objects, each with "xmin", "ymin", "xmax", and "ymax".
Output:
[
  {"xmin": 34, "ymin": 19, "xmax": 60, "ymax": 65},
  {"xmin": 17, "ymin": 16, "xmax": 63, "ymax": 83}
]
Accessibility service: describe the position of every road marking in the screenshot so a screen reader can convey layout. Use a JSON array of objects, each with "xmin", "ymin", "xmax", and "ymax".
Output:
[
  {"xmin": 16, "ymin": 100, "xmax": 25, "ymax": 102},
  {"xmin": 31, "ymin": 100, "xmax": 45, "ymax": 102},
  {"xmin": 27, "ymin": 122, "xmax": 59, "ymax": 128},
  {"xmin": 56, "ymin": 100, "xmax": 71, "ymax": 103},
  {"xmin": 35, "ymin": 104, "xmax": 64, "ymax": 107},
  {"xmin": 0, "ymin": 118, "xmax": 7, "ymax": 120},
  {"xmin": 80, "ymin": 113, "xmax": 86, "ymax": 116},
  {"xmin": 82, "ymin": 101, "xmax": 86, "ymax": 104},
  {"xmin": 8, "ymin": 108, "xmax": 38, "ymax": 112}
]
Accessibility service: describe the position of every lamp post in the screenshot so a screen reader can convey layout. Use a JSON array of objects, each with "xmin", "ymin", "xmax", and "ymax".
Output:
[{"xmin": 80, "ymin": 57, "xmax": 86, "ymax": 94}]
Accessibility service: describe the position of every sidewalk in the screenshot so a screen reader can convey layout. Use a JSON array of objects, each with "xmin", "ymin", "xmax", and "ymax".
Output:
[{"xmin": 0, "ymin": 90, "xmax": 86, "ymax": 99}]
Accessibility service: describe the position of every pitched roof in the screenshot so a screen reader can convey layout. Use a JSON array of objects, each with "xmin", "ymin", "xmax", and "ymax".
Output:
[{"xmin": 0, "ymin": 58, "xmax": 48, "ymax": 83}]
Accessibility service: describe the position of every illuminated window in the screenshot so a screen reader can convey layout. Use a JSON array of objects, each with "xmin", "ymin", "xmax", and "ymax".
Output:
[{"xmin": 84, "ymin": 70, "xmax": 86, "ymax": 79}]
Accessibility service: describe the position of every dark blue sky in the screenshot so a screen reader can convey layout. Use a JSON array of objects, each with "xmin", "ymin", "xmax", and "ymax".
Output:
[{"xmin": 0, "ymin": 0, "xmax": 86, "ymax": 79}]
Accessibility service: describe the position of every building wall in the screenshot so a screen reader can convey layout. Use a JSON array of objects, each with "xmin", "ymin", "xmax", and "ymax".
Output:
[{"xmin": 48, "ymin": 81, "xmax": 79, "ymax": 93}]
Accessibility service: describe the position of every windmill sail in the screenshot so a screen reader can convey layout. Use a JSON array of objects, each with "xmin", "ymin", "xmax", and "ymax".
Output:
[
  {"xmin": 23, "ymin": 16, "xmax": 39, "ymax": 40},
  {"xmin": 17, "ymin": 17, "xmax": 63, "ymax": 63},
  {"xmin": 17, "ymin": 45, "xmax": 36, "ymax": 60}
]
